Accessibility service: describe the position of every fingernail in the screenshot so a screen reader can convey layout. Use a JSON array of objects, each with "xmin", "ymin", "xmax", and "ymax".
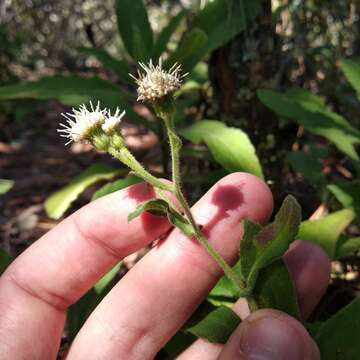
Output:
[{"xmin": 238, "ymin": 315, "xmax": 303, "ymax": 360}]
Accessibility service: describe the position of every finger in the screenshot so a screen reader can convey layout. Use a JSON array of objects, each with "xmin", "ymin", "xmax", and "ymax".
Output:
[
  {"xmin": 218, "ymin": 309, "xmax": 320, "ymax": 360},
  {"xmin": 177, "ymin": 241, "xmax": 330, "ymax": 360},
  {"xmin": 0, "ymin": 182, "xmax": 174, "ymax": 359},
  {"xmin": 67, "ymin": 172, "xmax": 274, "ymax": 359},
  {"xmin": 284, "ymin": 240, "xmax": 331, "ymax": 319}
]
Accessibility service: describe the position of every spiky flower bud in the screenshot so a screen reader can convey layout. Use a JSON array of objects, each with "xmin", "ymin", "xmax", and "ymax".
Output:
[
  {"xmin": 131, "ymin": 59, "xmax": 185, "ymax": 103},
  {"xmin": 58, "ymin": 102, "xmax": 106, "ymax": 145},
  {"xmin": 101, "ymin": 108, "xmax": 126, "ymax": 134}
]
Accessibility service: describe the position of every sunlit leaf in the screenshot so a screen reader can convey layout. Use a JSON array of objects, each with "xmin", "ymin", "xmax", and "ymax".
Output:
[
  {"xmin": 210, "ymin": 262, "xmax": 241, "ymax": 299},
  {"xmin": 182, "ymin": 120, "xmax": 263, "ymax": 178},
  {"xmin": 92, "ymin": 175, "xmax": 141, "ymax": 201},
  {"xmin": 340, "ymin": 58, "xmax": 360, "ymax": 100},
  {"xmin": 327, "ymin": 180, "xmax": 360, "ymax": 226},
  {"xmin": 297, "ymin": 209, "xmax": 355, "ymax": 259},
  {"xmin": 0, "ymin": 179, "xmax": 14, "ymax": 195},
  {"xmin": 45, "ymin": 164, "xmax": 121, "ymax": 220}
]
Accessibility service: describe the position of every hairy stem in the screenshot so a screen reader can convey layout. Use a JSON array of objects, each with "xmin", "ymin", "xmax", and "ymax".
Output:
[
  {"xmin": 161, "ymin": 108, "xmax": 247, "ymax": 294},
  {"xmin": 108, "ymin": 145, "xmax": 173, "ymax": 192}
]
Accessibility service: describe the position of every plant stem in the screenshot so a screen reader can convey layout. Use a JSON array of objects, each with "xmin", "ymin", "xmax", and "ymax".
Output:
[
  {"xmin": 161, "ymin": 109, "xmax": 247, "ymax": 294},
  {"xmin": 247, "ymin": 296, "xmax": 259, "ymax": 312},
  {"xmin": 108, "ymin": 145, "xmax": 173, "ymax": 192}
]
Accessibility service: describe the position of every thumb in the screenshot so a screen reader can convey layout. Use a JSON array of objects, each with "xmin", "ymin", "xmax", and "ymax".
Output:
[{"xmin": 218, "ymin": 309, "xmax": 320, "ymax": 360}]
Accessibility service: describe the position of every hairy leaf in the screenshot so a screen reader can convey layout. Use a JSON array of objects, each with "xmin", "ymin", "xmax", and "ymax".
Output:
[
  {"xmin": 240, "ymin": 196, "xmax": 301, "ymax": 291},
  {"xmin": 252, "ymin": 259, "xmax": 301, "ymax": 320},
  {"xmin": 128, "ymin": 199, "xmax": 195, "ymax": 237}
]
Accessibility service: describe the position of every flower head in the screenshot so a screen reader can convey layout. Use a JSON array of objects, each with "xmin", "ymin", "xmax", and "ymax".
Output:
[
  {"xmin": 102, "ymin": 108, "xmax": 126, "ymax": 134},
  {"xmin": 131, "ymin": 59, "xmax": 186, "ymax": 102},
  {"xmin": 58, "ymin": 101, "xmax": 106, "ymax": 144}
]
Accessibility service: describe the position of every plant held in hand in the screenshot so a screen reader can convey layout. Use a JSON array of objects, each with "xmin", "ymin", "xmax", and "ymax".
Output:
[{"xmin": 58, "ymin": 59, "xmax": 301, "ymax": 308}]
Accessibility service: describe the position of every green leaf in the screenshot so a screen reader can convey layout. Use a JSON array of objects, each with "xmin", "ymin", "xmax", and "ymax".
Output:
[
  {"xmin": 287, "ymin": 151, "xmax": 326, "ymax": 188},
  {"xmin": 115, "ymin": 0, "xmax": 153, "ymax": 61},
  {"xmin": 0, "ymin": 75, "xmax": 153, "ymax": 129},
  {"xmin": 92, "ymin": 175, "xmax": 141, "ymax": 201},
  {"xmin": 315, "ymin": 298, "xmax": 360, "ymax": 360},
  {"xmin": 185, "ymin": 305, "xmax": 240, "ymax": 344},
  {"xmin": 327, "ymin": 181, "xmax": 360, "ymax": 226},
  {"xmin": 164, "ymin": 331, "xmax": 196, "ymax": 358},
  {"xmin": 182, "ymin": 120, "xmax": 263, "ymax": 178},
  {"xmin": 240, "ymin": 196, "xmax": 301, "ymax": 291},
  {"xmin": 166, "ymin": 28, "xmax": 208, "ymax": 73},
  {"xmin": 252, "ymin": 259, "xmax": 301, "ymax": 320},
  {"xmin": 337, "ymin": 237, "xmax": 360, "ymax": 258},
  {"xmin": 0, "ymin": 75, "xmax": 121, "ymax": 105},
  {"xmin": 239, "ymin": 220, "xmax": 263, "ymax": 281},
  {"xmin": 45, "ymin": 164, "xmax": 121, "ymax": 220},
  {"xmin": 0, "ymin": 249, "xmax": 13, "ymax": 275},
  {"xmin": 67, "ymin": 262, "xmax": 122, "ymax": 340},
  {"xmin": 193, "ymin": 0, "xmax": 260, "ymax": 53},
  {"xmin": 78, "ymin": 47, "xmax": 131, "ymax": 81},
  {"xmin": 152, "ymin": 10, "xmax": 186, "ymax": 59},
  {"xmin": 0, "ymin": 179, "xmax": 14, "ymax": 195},
  {"xmin": 128, "ymin": 199, "xmax": 195, "ymax": 237},
  {"xmin": 297, "ymin": 209, "xmax": 355, "ymax": 260},
  {"xmin": 175, "ymin": 0, "xmax": 260, "ymax": 72},
  {"xmin": 210, "ymin": 262, "xmax": 242, "ymax": 299},
  {"xmin": 340, "ymin": 58, "xmax": 360, "ymax": 100},
  {"xmin": 94, "ymin": 262, "xmax": 122, "ymax": 295},
  {"xmin": 258, "ymin": 88, "xmax": 360, "ymax": 161}
]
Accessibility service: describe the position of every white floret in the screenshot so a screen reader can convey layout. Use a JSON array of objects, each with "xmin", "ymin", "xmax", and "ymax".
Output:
[
  {"xmin": 58, "ymin": 101, "xmax": 106, "ymax": 144},
  {"xmin": 130, "ymin": 59, "xmax": 186, "ymax": 102},
  {"xmin": 102, "ymin": 108, "xmax": 126, "ymax": 134}
]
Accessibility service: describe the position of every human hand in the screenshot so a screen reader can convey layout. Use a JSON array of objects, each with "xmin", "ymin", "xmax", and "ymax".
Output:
[{"xmin": 0, "ymin": 173, "xmax": 330, "ymax": 359}]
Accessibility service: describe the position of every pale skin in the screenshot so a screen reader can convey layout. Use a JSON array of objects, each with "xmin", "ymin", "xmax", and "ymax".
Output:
[{"xmin": 0, "ymin": 173, "xmax": 330, "ymax": 359}]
